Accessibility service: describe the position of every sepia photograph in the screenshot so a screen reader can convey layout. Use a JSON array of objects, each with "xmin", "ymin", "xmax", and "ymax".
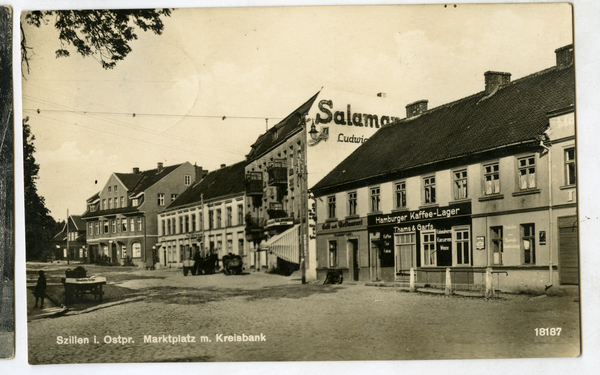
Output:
[{"xmin": 5, "ymin": 0, "xmax": 600, "ymax": 373}]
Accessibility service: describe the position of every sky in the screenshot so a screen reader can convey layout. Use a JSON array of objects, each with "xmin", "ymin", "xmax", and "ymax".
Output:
[{"xmin": 20, "ymin": 4, "xmax": 574, "ymax": 219}]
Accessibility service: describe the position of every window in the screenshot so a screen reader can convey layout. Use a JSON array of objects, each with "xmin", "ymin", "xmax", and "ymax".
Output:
[
  {"xmin": 132, "ymin": 198, "xmax": 139, "ymax": 207},
  {"xmin": 158, "ymin": 193, "xmax": 165, "ymax": 206},
  {"xmin": 130, "ymin": 218, "xmax": 135, "ymax": 232},
  {"xmin": 95, "ymin": 222, "xmax": 99, "ymax": 235},
  {"xmin": 192, "ymin": 214, "xmax": 197, "ymax": 232},
  {"xmin": 238, "ymin": 238, "xmax": 244, "ymax": 255},
  {"xmin": 395, "ymin": 182, "xmax": 406, "ymax": 209},
  {"xmin": 171, "ymin": 194, "xmax": 178, "ymax": 202},
  {"xmin": 421, "ymin": 231, "xmax": 436, "ymax": 266},
  {"xmin": 328, "ymin": 196, "xmax": 336, "ymax": 219},
  {"xmin": 490, "ymin": 226, "xmax": 503, "ymax": 265},
  {"xmin": 395, "ymin": 232, "xmax": 416, "ymax": 274},
  {"xmin": 484, "ymin": 163, "xmax": 500, "ymax": 195},
  {"xmin": 227, "ymin": 207, "xmax": 233, "ymax": 226},
  {"xmin": 328, "ymin": 241, "xmax": 337, "ymax": 267},
  {"xmin": 122, "ymin": 219, "xmax": 127, "ymax": 232},
  {"xmin": 112, "ymin": 219, "xmax": 116, "ymax": 233},
  {"xmin": 370, "ymin": 187, "xmax": 380, "ymax": 212},
  {"xmin": 108, "ymin": 198, "xmax": 112, "ymax": 209},
  {"xmin": 185, "ymin": 215, "xmax": 190, "ymax": 233},
  {"xmin": 453, "ymin": 170, "xmax": 468, "ymax": 200},
  {"xmin": 161, "ymin": 220, "xmax": 166, "ymax": 236},
  {"xmin": 121, "ymin": 246, "xmax": 127, "ymax": 259},
  {"xmin": 115, "ymin": 197, "xmax": 119, "ymax": 208},
  {"xmin": 108, "ymin": 186, "xmax": 111, "ymax": 193},
  {"xmin": 88, "ymin": 223, "xmax": 92, "ymax": 235},
  {"xmin": 216, "ymin": 209, "xmax": 222, "ymax": 229},
  {"xmin": 138, "ymin": 217, "xmax": 143, "ymax": 231},
  {"xmin": 179, "ymin": 217, "xmax": 184, "ymax": 233},
  {"xmin": 184, "ymin": 175, "xmax": 192, "ymax": 186},
  {"xmin": 423, "ymin": 176, "xmax": 436, "ymax": 204},
  {"xmin": 521, "ymin": 224, "xmax": 535, "ymax": 264},
  {"xmin": 518, "ymin": 156, "xmax": 536, "ymax": 190},
  {"xmin": 209, "ymin": 211, "xmax": 214, "ymax": 229},
  {"xmin": 120, "ymin": 197, "xmax": 124, "ymax": 208},
  {"xmin": 102, "ymin": 199, "xmax": 106, "ymax": 210},
  {"xmin": 238, "ymin": 204, "xmax": 244, "ymax": 225},
  {"xmin": 565, "ymin": 148, "xmax": 576, "ymax": 185},
  {"xmin": 132, "ymin": 243, "xmax": 141, "ymax": 258},
  {"xmin": 454, "ymin": 228, "xmax": 470, "ymax": 266},
  {"xmin": 114, "ymin": 185, "xmax": 118, "ymax": 192},
  {"xmin": 348, "ymin": 192, "xmax": 357, "ymax": 216}
]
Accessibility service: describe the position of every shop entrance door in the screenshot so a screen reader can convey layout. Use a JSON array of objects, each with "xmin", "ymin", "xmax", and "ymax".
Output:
[
  {"xmin": 349, "ymin": 239, "xmax": 359, "ymax": 281},
  {"xmin": 369, "ymin": 233, "xmax": 381, "ymax": 282},
  {"xmin": 395, "ymin": 232, "xmax": 416, "ymax": 281}
]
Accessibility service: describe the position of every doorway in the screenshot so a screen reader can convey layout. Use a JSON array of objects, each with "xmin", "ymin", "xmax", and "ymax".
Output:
[{"xmin": 348, "ymin": 239, "xmax": 359, "ymax": 281}]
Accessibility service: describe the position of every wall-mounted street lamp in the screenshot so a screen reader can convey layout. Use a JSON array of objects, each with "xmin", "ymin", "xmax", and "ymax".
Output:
[{"xmin": 307, "ymin": 118, "xmax": 329, "ymax": 146}]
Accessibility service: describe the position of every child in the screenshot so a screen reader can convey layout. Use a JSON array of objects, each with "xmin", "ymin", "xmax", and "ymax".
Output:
[{"xmin": 33, "ymin": 270, "xmax": 46, "ymax": 308}]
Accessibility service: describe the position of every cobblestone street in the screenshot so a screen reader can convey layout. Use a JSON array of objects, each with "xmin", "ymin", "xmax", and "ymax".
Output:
[{"xmin": 26, "ymin": 265, "xmax": 580, "ymax": 364}]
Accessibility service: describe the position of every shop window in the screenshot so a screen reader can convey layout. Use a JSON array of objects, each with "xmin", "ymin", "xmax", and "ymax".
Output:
[
  {"xmin": 328, "ymin": 241, "xmax": 337, "ymax": 268},
  {"xmin": 158, "ymin": 193, "xmax": 165, "ymax": 206},
  {"xmin": 395, "ymin": 182, "xmax": 406, "ymax": 209},
  {"xmin": 421, "ymin": 231, "xmax": 436, "ymax": 266},
  {"xmin": 565, "ymin": 147, "xmax": 576, "ymax": 185},
  {"xmin": 453, "ymin": 170, "xmax": 468, "ymax": 200},
  {"xmin": 132, "ymin": 243, "xmax": 141, "ymax": 258},
  {"xmin": 328, "ymin": 195, "xmax": 336, "ymax": 219},
  {"xmin": 490, "ymin": 226, "xmax": 503, "ymax": 265},
  {"xmin": 522, "ymin": 223, "xmax": 535, "ymax": 264},
  {"xmin": 518, "ymin": 156, "xmax": 536, "ymax": 190},
  {"xmin": 453, "ymin": 227, "xmax": 470, "ymax": 266},
  {"xmin": 423, "ymin": 176, "xmax": 436, "ymax": 204},
  {"xmin": 121, "ymin": 246, "xmax": 127, "ymax": 259},
  {"xmin": 395, "ymin": 232, "xmax": 415, "ymax": 274},
  {"xmin": 484, "ymin": 163, "xmax": 500, "ymax": 195},
  {"xmin": 348, "ymin": 192, "xmax": 357, "ymax": 216},
  {"xmin": 370, "ymin": 187, "xmax": 380, "ymax": 212}
]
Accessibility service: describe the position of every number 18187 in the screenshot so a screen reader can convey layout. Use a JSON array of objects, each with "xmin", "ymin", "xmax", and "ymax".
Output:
[{"xmin": 535, "ymin": 328, "xmax": 561, "ymax": 336}]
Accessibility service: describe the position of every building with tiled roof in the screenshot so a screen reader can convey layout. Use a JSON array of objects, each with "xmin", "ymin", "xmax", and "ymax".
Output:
[
  {"xmin": 81, "ymin": 162, "xmax": 207, "ymax": 267},
  {"xmin": 311, "ymin": 45, "xmax": 576, "ymax": 293},
  {"xmin": 52, "ymin": 215, "xmax": 87, "ymax": 262},
  {"xmin": 244, "ymin": 88, "xmax": 402, "ymax": 278},
  {"xmin": 157, "ymin": 161, "xmax": 247, "ymax": 270}
]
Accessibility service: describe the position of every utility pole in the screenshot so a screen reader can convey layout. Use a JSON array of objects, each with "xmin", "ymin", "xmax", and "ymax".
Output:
[
  {"xmin": 298, "ymin": 145, "xmax": 307, "ymax": 284},
  {"xmin": 66, "ymin": 209, "xmax": 70, "ymax": 265}
]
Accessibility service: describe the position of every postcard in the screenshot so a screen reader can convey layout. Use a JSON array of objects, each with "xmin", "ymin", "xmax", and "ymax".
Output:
[{"xmin": 20, "ymin": 3, "xmax": 582, "ymax": 367}]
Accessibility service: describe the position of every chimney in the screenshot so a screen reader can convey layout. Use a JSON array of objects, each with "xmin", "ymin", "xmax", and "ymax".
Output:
[
  {"xmin": 220, "ymin": 164, "xmax": 226, "ymax": 169},
  {"xmin": 405, "ymin": 99, "xmax": 428, "ymax": 118},
  {"xmin": 555, "ymin": 44, "xmax": 574, "ymax": 67},
  {"xmin": 132, "ymin": 167, "xmax": 139, "ymax": 174},
  {"xmin": 157, "ymin": 162, "xmax": 164, "ymax": 173},
  {"xmin": 484, "ymin": 71, "xmax": 511, "ymax": 95}
]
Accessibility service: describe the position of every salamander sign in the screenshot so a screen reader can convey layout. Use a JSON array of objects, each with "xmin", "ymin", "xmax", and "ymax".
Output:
[{"xmin": 314, "ymin": 99, "xmax": 400, "ymax": 128}]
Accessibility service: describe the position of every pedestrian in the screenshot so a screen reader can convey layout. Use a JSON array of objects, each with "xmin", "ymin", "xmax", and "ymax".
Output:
[{"xmin": 33, "ymin": 270, "xmax": 46, "ymax": 308}]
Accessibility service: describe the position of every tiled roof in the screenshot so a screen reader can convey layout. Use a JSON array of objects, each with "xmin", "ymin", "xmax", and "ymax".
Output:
[
  {"xmin": 116, "ymin": 163, "xmax": 183, "ymax": 196},
  {"xmin": 166, "ymin": 161, "xmax": 246, "ymax": 209},
  {"xmin": 311, "ymin": 63, "xmax": 575, "ymax": 194},
  {"xmin": 81, "ymin": 206, "xmax": 140, "ymax": 219},
  {"xmin": 246, "ymin": 91, "xmax": 320, "ymax": 161},
  {"xmin": 69, "ymin": 215, "xmax": 85, "ymax": 231}
]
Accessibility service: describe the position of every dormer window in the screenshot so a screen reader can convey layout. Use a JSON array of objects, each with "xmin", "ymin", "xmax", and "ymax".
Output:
[{"xmin": 132, "ymin": 198, "xmax": 139, "ymax": 207}]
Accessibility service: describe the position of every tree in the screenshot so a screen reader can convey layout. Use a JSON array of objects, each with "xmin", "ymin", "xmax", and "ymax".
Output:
[
  {"xmin": 21, "ymin": 9, "xmax": 172, "ymax": 73},
  {"xmin": 23, "ymin": 117, "xmax": 58, "ymax": 261}
]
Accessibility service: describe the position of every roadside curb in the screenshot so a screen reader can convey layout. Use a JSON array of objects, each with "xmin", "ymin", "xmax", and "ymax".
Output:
[{"xmin": 64, "ymin": 296, "xmax": 145, "ymax": 316}]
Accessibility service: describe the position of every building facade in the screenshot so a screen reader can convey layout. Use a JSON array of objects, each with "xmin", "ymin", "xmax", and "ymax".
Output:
[
  {"xmin": 81, "ymin": 162, "xmax": 205, "ymax": 267},
  {"xmin": 157, "ymin": 162, "xmax": 248, "ymax": 269},
  {"xmin": 52, "ymin": 215, "xmax": 87, "ymax": 262},
  {"xmin": 311, "ymin": 45, "xmax": 576, "ymax": 293},
  {"xmin": 244, "ymin": 88, "xmax": 402, "ymax": 278}
]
